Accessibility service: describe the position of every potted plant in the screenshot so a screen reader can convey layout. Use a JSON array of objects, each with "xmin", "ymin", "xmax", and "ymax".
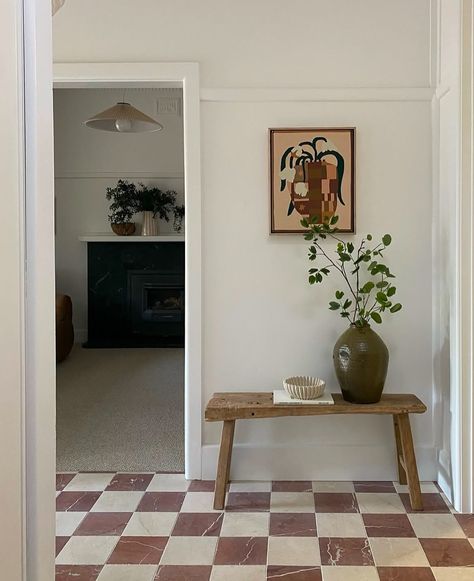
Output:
[
  {"xmin": 302, "ymin": 214, "xmax": 402, "ymax": 404},
  {"xmin": 106, "ymin": 180, "xmax": 139, "ymax": 236},
  {"xmin": 136, "ymin": 184, "xmax": 181, "ymax": 236},
  {"xmin": 173, "ymin": 204, "xmax": 185, "ymax": 233}
]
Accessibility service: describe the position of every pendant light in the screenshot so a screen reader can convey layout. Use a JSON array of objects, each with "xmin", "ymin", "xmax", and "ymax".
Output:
[{"xmin": 84, "ymin": 101, "xmax": 163, "ymax": 133}]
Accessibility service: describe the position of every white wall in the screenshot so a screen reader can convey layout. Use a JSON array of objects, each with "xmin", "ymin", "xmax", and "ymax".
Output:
[
  {"xmin": 53, "ymin": 0, "xmax": 437, "ymax": 479},
  {"xmin": 54, "ymin": 88, "xmax": 184, "ymax": 340}
]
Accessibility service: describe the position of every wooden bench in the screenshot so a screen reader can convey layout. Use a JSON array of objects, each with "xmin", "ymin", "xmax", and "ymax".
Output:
[{"xmin": 205, "ymin": 392, "xmax": 427, "ymax": 511}]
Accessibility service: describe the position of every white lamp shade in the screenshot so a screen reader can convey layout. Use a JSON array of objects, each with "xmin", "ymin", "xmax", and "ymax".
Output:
[{"xmin": 84, "ymin": 102, "xmax": 163, "ymax": 133}]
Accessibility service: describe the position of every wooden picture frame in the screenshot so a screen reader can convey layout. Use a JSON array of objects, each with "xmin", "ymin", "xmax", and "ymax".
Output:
[{"xmin": 270, "ymin": 127, "xmax": 355, "ymax": 233}]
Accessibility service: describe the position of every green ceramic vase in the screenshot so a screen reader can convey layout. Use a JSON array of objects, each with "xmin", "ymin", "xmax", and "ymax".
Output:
[{"xmin": 333, "ymin": 324, "xmax": 389, "ymax": 404}]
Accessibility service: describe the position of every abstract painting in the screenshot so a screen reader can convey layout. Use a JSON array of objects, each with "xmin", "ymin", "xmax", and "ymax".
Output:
[{"xmin": 270, "ymin": 127, "xmax": 355, "ymax": 233}]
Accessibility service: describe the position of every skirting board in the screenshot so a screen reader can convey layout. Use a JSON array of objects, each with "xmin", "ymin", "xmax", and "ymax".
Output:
[{"xmin": 202, "ymin": 443, "xmax": 437, "ymax": 482}]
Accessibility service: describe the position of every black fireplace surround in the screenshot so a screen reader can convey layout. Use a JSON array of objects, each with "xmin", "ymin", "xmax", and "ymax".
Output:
[{"xmin": 86, "ymin": 242, "xmax": 184, "ymax": 348}]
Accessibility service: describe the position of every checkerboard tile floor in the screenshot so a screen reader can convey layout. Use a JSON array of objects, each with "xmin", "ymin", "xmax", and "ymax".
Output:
[{"xmin": 56, "ymin": 473, "xmax": 474, "ymax": 580}]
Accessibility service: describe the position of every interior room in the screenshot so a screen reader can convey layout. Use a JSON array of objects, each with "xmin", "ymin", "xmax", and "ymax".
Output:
[
  {"xmin": 2, "ymin": 1, "xmax": 474, "ymax": 581},
  {"xmin": 54, "ymin": 87, "xmax": 186, "ymax": 472}
]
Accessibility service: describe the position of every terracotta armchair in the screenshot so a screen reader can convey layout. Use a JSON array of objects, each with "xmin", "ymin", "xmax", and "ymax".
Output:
[{"xmin": 56, "ymin": 294, "xmax": 74, "ymax": 362}]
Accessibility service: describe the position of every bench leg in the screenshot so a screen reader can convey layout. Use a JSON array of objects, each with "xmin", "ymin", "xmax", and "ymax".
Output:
[
  {"xmin": 393, "ymin": 415, "xmax": 407, "ymax": 485},
  {"xmin": 214, "ymin": 420, "xmax": 235, "ymax": 510},
  {"xmin": 398, "ymin": 413, "xmax": 423, "ymax": 511}
]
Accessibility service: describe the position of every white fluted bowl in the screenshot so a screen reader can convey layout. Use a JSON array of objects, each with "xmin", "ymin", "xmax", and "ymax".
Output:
[{"xmin": 283, "ymin": 376, "xmax": 326, "ymax": 400}]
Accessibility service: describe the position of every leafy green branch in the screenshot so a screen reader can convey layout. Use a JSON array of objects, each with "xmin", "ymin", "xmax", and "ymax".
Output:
[{"xmin": 301, "ymin": 215, "xmax": 402, "ymax": 326}]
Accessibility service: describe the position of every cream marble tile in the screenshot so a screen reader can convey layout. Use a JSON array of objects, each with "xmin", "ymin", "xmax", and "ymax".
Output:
[
  {"xmin": 122, "ymin": 512, "xmax": 178, "ymax": 536},
  {"xmin": 369, "ymin": 537, "xmax": 430, "ymax": 567},
  {"xmin": 316, "ymin": 513, "xmax": 366, "ymax": 538},
  {"xmin": 321, "ymin": 566, "xmax": 379, "ymax": 581},
  {"xmin": 267, "ymin": 537, "xmax": 320, "ymax": 566},
  {"xmin": 270, "ymin": 492, "xmax": 315, "ymax": 513},
  {"xmin": 220, "ymin": 513, "xmax": 269, "ymax": 537},
  {"xmin": 56, "ymin": 536, "xmax": 118, "ymax": 565},
  {"xmin": 356, "ymin": 493, "xmax": 405, "ymax": 514},
  {"xmin": 210, "ymin": 565, "xmax": 266, "ymax": 581},
  {"xmin": 160, "ymin": 536, "xmax": 218, "ymax": 565},
  {"xmin": 408, "ymin": 514, "xmax": 466, "ymax": 538},
  {"xmin": 56, "ymin": 511, "xmax": 87, "ymax": 536},
  {"xmin": 97, "ymin": 564, "xmax": 157, "ymax": 581},
  {"xmin": 64, "ymin": 473, "xmax": 114, "ymax": 492},
  {"xmin": 432, "ymin": 568, "xmax": 474, "ymax": 581},
  {"xmin": 394, "ymin": 481, "xmax": 439, "ymax": 494},
  {"xmin": 312, "ymin": 481, "xmax": 355, "ymax": 493},
  {"xmin": 180, "ymin": 492, "xmax": 220, "ymax": 513},
  {"xmin": 229, "ymin": 481, "xmax": 272, "ymax": 493},
  {"xmin": 90, "ymin": 491, "xmax": 143, "ymax": 513},
  {"xmin": 147, "ymin": 473, "xmax": 189, "ymax": 492}
]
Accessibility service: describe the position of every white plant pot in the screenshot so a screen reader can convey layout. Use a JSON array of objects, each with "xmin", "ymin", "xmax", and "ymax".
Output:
[{"xmin": 142, "ymin": 211, "xmax": 158, "ymax": 236}]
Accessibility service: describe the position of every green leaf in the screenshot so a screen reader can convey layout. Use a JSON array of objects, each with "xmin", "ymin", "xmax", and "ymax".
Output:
[
  {"xmin": 382, "ymin": 234, "xmax": 392, "ymax": 246},
  {"xmin": 316, "ymin": 273, "xmax": 323, "ymax": 283},
  {"xmin": 343, "ymin": 299, "xmax": 352, "ymax": 309},
  {"xmin": 371, "ymin": 312, "xmax": 382, "ymax": 324},
  {"xmin": 390, "ymin": 303, "xmax": 402, "ymax": 313},
  {"xmin": 330, "ymin": 215, "xmax": 339, "ymax": 225},
  {"xmin": 320, "ymin": 268, "xmax": 330, "ymax": 275},
  {"xmin": 387, "ymin": 286, "xmax": 396, "ymax": 297},
  {"xmin": 329, "ymin": 302, "xmax": 340, "ymax": 310},
  {"xmin": 376, "ymin": 292, "xmax": 388, "ymax": 303},
  {"xmin": 376, "ymin": 281, "xmax": 388, "ymax": 288},
  {"xmin": 341, "ymin": 312, "xmax": 350, "ymax": 318},
  {"xmin": 339, "ymin": 253, "xmax": 351, "ymax": 262},
  {"xmin": 367, "ymin": 234, "xmax": 373, "ymax": 241},
  {"xmin": 301, "ymin": 218, "xmax": 309, "ymax": 228},
  {"xmin": 304, "ymin": 233, "xmax": 313, "ymax": 240},
  {"xmin": 361, "ymin": 281, "xmax": 375, "ymax": 294},
  {"xmin": 309, "ymin": 276, "xmax": 316, "ymax": 284},
  {"xmin": 335, "ymin": 290, "xmax": 344, "ymax": 300},
  {"xmin": 347, "ymin": 242, "xmax": 354, "ymax": 253}
]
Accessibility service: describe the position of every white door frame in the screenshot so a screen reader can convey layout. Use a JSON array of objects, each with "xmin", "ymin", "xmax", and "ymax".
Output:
[
  {"xmin": 452, "ymin": 0, "xmax": 474, "ymax": 513},
  {"xmin": 53, "ymin": 62, "xmax": 203, "ymax": 481}
]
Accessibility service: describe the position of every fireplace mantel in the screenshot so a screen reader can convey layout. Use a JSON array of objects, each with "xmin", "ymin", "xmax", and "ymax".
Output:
[{"xmin": 79, "ymin": 234, "xmax": 184, "ymax": 243}]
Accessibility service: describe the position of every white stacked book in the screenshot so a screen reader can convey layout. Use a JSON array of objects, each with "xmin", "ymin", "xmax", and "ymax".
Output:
[{"xmin": 273, "ymin": 390, "xmax": 335, "ymax": 405}]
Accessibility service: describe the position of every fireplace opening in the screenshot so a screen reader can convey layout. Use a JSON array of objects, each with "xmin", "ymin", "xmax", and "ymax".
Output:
[{"xmin": 129, "ymin": 270, "xmax": 184, "ymax": 344}]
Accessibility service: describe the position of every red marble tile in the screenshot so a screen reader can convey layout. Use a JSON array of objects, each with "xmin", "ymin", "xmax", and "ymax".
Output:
[
  {"xmin": 272, "ymin": 481, "xmax": 313, "ymax": 492},
  {"xmin": 56, "ymin": 536, "xmax": 69, "ymax": 557},
  {"xmin": 56, "ymin": 492, "xmax": 101, "ymax": 512},
  {"xmin": 455, "ymin": 514, "xmax": 474, "ymax": 537},
  {"xmin": 55, "ymin": 565, "xmax": 102, "ymax": 580},
  {"xmin": 56, "ymin": 473, "xmax": 76, "ymax": 492},
  {"xmin": 107, "ymin": 536, "xmax": 168, "ymax": 565},
  {"xmin": 172, "ymin": 512, "xmax": 223, "ymax": 536},
  {"xmin": 225, "ymin": 492, "xmax": 271, "ymax": 512},
  {"xmin": 137, "ymin": 492, "xmax": 185, "ymax": 512},
  {"xmin": 354, "ymin": 481, "xmax": 396, "ymax": 493},
  {"xmin": 267, "ymin": 566, "xmax": 322, "ymax": 580},
  {"xmin": 269, "ymin": 513, "xmax": 317, "ymax": 537},
  {"xmin": 74, "ymin": 512, "xmax": 132, "ymax": 536},
  {"xmin": 105, "ymin": 473, "xmax": 153, "ymax": 491},
  {"xmin": 377, "ymin": 567, "xmax": 435, "ymax": 581},
  {"xmin": 214, "ymin": 536, "xmax": 268, "ymax": 565},
  {"xmin": 188, "ymin": 480, "xmax": 215, "ymax": 492},
  {"xmin": 363, "ymin": 513, "xmax": 416, "ymax": 537},
  {"xmin": 420, "ymin": 538, "xmax": 474, "ymax": 566},
  {"xmin": 319, "ymin": 537, "xmax": 374, "ymax": 566},
  {"xmin": 400, "ymin": 493, "xmax": 450, "ymax": 513},
  {"xmin": 314, "ymin": 493, "xmax": 359, "ymax": 513},
  {"xmin": 155, "ymin": 565, "xmax": 212, "ymax": 580}
]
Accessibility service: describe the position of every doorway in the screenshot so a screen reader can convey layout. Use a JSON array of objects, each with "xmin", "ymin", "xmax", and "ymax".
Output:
[
  {"xmin": 52, "ymin": 64, "xmax": 203, "ymax": 482},
  {"xmin": 54, "ymin": 85, "xmax": 187, "ymax": 472}
]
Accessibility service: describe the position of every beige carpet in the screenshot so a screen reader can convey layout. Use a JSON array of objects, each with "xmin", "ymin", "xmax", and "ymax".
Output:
[{"xmin": 56, "ymin": 347, "xmax": 184, "ymax": 472}]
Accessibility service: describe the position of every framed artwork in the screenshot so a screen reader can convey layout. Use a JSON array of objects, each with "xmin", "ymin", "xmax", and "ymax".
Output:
[{"xmin": 270, "ymin": 127, "xmax": 355, "ymax": 233}]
